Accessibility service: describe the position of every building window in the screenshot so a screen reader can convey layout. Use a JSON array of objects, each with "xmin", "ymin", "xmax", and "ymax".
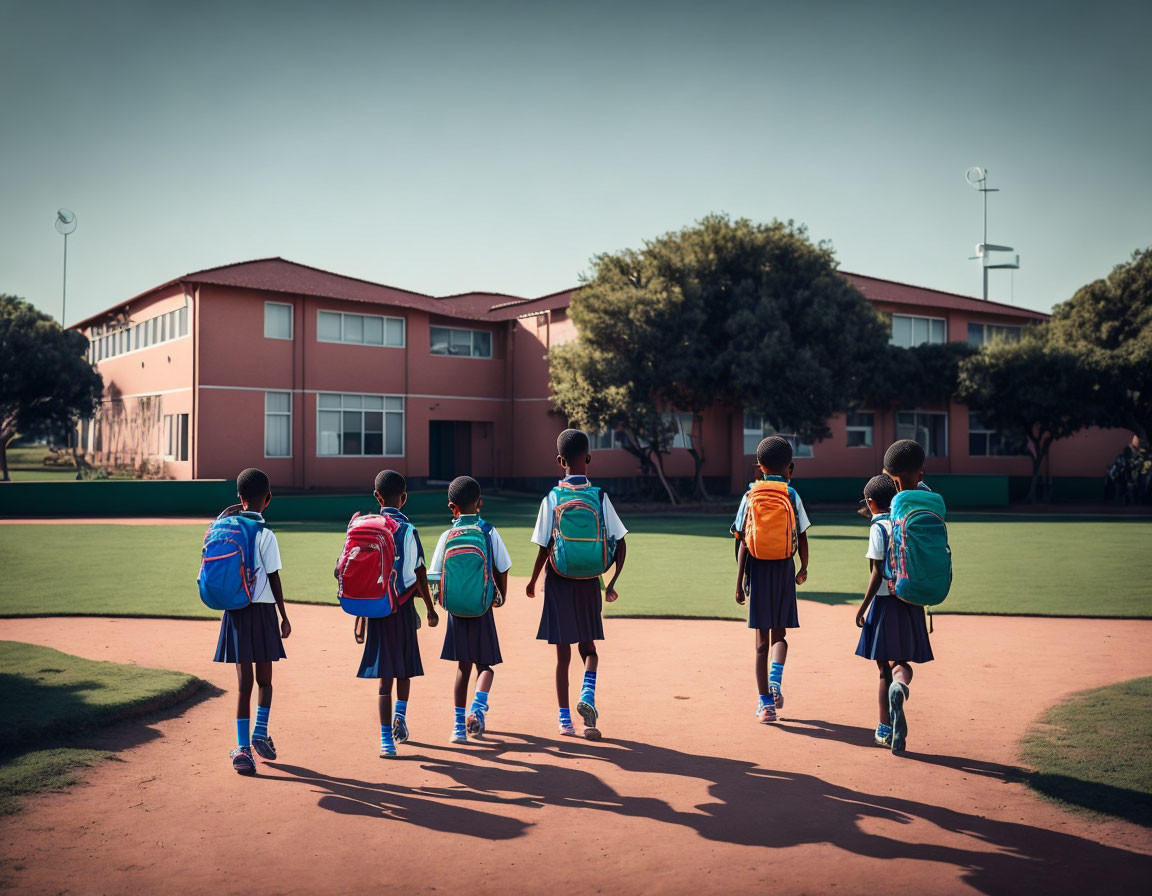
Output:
[
  {"xmin": 429, "ymin": 326, "xmax": 493, "ymax": 359},
  {"xmin": 967, "ymin": 323, "xmax": 1022, "ymax": 347},
  {"xmin": 743, "ymin": 412, "xmax": 813, "ymax": 458},
  {"xmin": 896, "ymin": 411, "xmax": 948, "ymax": 457},
  {"xmin": 671, "ymin": 413, "xmax": 694, "ymax": 449},
  {"xmin": 846, "ymin": 411, "xmax": 874, "ymax": 447},
  {"xmin": 265, "ymin": 302, "xmax": 293, "ymax": 340},
  {"xmin": 162, "ymin": 413, "xmax": 189, "ymax": 461},
  {"xmin": 589, "ymin": 429, "xmax": 627, "ymax": 451},
  {"xmin": 317, "ymin": 311, "xmax": 404, "ymax": 347},
  {"xmin": 316, "ymin": 393, "xmax": 404, "ymax": 457},
  {"xmin": 968, "ymin": 413, "xmax": 1025, "ymax": 456},
  {"xmin": 265, "ymin": 392, "xmax": 292, "ymax": 457},
  {"xmin": 890, "ymin": 314, "xmax": 946, "ymax": 348}
]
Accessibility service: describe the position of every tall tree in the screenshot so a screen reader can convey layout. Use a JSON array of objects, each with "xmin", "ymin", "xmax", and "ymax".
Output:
[
  {"xmin": 0, "ymin": 295, "xmax": 103, "ymax": 481},
  {"xmin": 550, "ymin": 215, "xmax": 890, "ymax": 502},
  {"xmin": 956, "ymin": 331, "xmax": 1105, "ymax": 502},
  {"xmin": 1048, "ymin": 246, "xmax": 1152, "ymax": 443}
]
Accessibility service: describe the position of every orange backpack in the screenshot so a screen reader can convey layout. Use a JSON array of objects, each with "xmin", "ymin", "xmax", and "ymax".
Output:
[{"xmin": 743, "ymin": 480, "xmax": 797, "ymax": 560}]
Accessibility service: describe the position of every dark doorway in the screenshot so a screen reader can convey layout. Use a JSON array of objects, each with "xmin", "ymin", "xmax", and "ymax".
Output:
[{"xmin": 429, "ymin": 421, "xmax": 472, "ymax": 481}]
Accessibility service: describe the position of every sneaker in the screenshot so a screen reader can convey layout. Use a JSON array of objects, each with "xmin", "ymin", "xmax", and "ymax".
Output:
[
  {"xmin": 466, "ymin": 707, "xmax": 486, "ymax": 737},
  {"xmin": 450, "ymin": 726, "xmax": 468, "ymax": 744},
  {"xmin": 251, "ymin": 734, "xmax": 277, "ymax": 760},
  {"xmin": 558, "ymin": 718, "xmax": 577, "ymax": 737},
  {"xmin": 756, "ymin": 702, "xmax": 777, "ymax": 724},
  {"xmin": 576, "ymin": 698, "xmax": 598, "ymax": 730},
  {"xmin": 393, "ymin": 714, "xmax": 409, "ymax": 744},
  {"xmin": 379, "ymin": 739, "xmax": 397, "ymax": 758},
  {"xmin": 889, "ymin": 682, "xmax": 909, "ymax": 755},
  {"xmin": 769, "ymin": 681, "xmax": 784, "ymax": 711},
  {"xmin": 874, "ymin": 723, "xmax": 893, "ymax": 747},
  {"xmin": 582, "ymin": 725, "xmax": 602, "ymax": 741},
  {"xmin": 230, "ymin": 746, "xmax": 256, "ymax": 775}
]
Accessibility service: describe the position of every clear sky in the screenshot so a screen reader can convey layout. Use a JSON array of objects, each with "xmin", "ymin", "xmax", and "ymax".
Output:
[{"xmin": 1, "ymin": 0, "xmax": 1149, "ymax": 325}]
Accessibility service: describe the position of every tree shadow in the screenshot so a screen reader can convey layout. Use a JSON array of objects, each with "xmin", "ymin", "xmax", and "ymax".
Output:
[{"xmin": 1028, "ymin": 773, "xmax": 1152, "ymax": 828}]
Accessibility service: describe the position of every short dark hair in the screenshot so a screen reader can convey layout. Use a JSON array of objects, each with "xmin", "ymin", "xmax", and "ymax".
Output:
[
  {"xmin": 557, "ymin": 428, "xmax": 590, "ymax": 462},
  {"xmin": 864, "ymin": 474, "xmax": 897, "ymax": 510},
  {"xmin": 756, "ymin": 436, "xmax": 793, "ymax": 471},
  {"xmin": 448, "ymin": 475, "xmax": 481, "ymax": 508},
  {"xmin": 237, "ymin": 468, "xmax": 270, "ymax": 503},
  {"xmin": 374, "ymin": 469, "xmax": 406, "ymax": 499},
  {"xmin": 883, "ymin": 439, "xmax": 926, "ymax": 476}
]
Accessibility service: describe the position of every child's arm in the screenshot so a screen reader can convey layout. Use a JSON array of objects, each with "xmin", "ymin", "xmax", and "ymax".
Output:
[
  {"xmin": 604, "ymin": 537, "xmax": 626, "ymax": 602},
  {"xmin": 795, "ymin": 532, "xmax": 809, "ymax": 585},
  {"xmin": 735, "ymin": 539, "xmax": 748, "ymax": 605},
  {"xmin": 526, "ymin": 545, "xmax": 549, "ymax": 598},
  {"xmin": 268, "ymin": 572, "xmax": 291, "ymax": 638},
  {"xmin": 494, "ymin": 568, "xmax": 509, "ymax": 604},
  {"xmin": 857, "ymin": 559, "xmax": 885, "ymax": 626},
  {"xmin": 414, "ymin": 567, "xmax": 438, "ymax": 627}
]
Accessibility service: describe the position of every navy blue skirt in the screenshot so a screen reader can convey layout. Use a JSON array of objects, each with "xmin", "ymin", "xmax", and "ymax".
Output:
[
  {"xmin": 855, "ymin": 593, "xmax": 934, "ymax": 663},
  {"xmin": 441, "ymin": 607, "xmax": 502, "ymax": 665},
  {"xmin": 746, "ymin": 556, "xmax": 799, "ymax": 630},
  {"xmin": 213, "ymin": 603, "xmax": 286, "ymax": 664},
  {"xmin": 536, "ymin": 566, "xmax": 604, "ymax": 644},
  {"xmin": 357, "ymin": 599, "xmax": 424, "ymax": 679}
]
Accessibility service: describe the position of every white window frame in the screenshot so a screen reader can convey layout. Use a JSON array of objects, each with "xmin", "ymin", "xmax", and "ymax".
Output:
[
  {"xmin": 896, "ymin": 410, "xmax": 949, "ymax": 458},
  {"xmin": 845, "ymin": 411, "xmax": 875, "ymax": 448},
  {"xmin": 316, "ymin": 310, "xmax": 405, "ymax": 348},
  {"xmin": 87, "ymin": 301, "xmax": 190, "ymax": 364},
  {"xmin": 162, "ymin": 413, "xmax": 189, "ymax": 462},
  {"xmin": 890, "ymin": 314, "xmax": 947, "ymax": 348},
  {"xmin": 429, "ymin": 325, "xmax": 494, "ymax": 359},
  {"xmin": 264, "ymin": 391, "xmax": 293, "ymax": 458},
  {"xmin": 315, "ymin": 392, "xmax": 405, "ymax": 458},
  {"xmin": 967, "ymin": 322, "xmax": 1022, "ymax": 348},
  {"xmin": 589, "ymin": 429, "xmax": 628, "ymax": 451},
  {"xmin": 743, "ymin": 413, "xmax": 813, "ymax": 458},
  {"xmin": 264, "ymin": 302, "xmax": 294, "ymax": 340}
]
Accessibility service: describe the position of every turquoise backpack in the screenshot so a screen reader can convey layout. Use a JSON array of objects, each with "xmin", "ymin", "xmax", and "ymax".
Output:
[
  {"xmin": 439, "ymin": 518, "xmax": 498, "ymax": 617},
  {"xmin": 548, "ymin": 481, "xmax": 616, "ymax": 579},
  {"xmin": 886, "ymin": 490, "xmax": 952, "ymax": 606}
]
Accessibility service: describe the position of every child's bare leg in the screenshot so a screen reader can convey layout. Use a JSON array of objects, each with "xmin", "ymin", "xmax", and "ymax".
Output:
[
  {"xmin": 454, "ymin": 662, "xmax": 472, "ymax": 708},
  {"xmin": 877, "ymin": 661, "xmax": 893, "ymax": 726},
  {"xmin": 235, "ymin": 662, "xmax": 254, "ymax": 719},
  {"xmin": 396, "ymin": 678, "xmax": 411, "ymax": 702},
  {"xmin": 378, "ymin": 677, "xmax": 394, "ymax": 726},
  {"xmin": 769, "ymin": 628, "xmax": 787, "ymax": 663},
  {"xmin": 754, "ymin": 630, "xmax": 771, "ymax": 695},
  {"xmin": 578, "ymin": 641, "xmax": 598, "ymax": 674},
  {"xmin": 893, "ymin": 662, "xmax": 913, "ymax": 688},
  {"xmin": 889, "ymin": 661, "xmax": 912, "ymax": 754},
  {"xmin": 476, "ymin": 664, "xmax": 494, "ymax": 695},
  {"xmin": 254, "ymin": 661, "xmax": 273, "ymax": 710},
  {"xmin": 555, "ymin": 644, "xmax": 572, "ymax": 707}
]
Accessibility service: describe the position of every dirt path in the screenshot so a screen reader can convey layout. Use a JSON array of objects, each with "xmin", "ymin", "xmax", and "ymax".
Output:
[{"xmin": 2, "ymin": 585, "xmax": 1151, "ymax": 895}]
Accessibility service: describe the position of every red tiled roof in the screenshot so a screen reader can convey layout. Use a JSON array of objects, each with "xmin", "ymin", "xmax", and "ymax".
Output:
[{"xmin": 840, "ymin": 272, "xmax": 1049, "ymax": 321}]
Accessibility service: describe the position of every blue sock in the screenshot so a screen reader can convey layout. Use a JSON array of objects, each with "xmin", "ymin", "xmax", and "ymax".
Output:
[
  {"xmin": 380, "ymin": 724, "xmax": 394, "ymax": 747},
  {"xmin": 394, "ymin": 700, "xmax": 408, "ymax": 718},
  {"xmin": 758, "ymin": 693, "xmax": 774, "ymax": 708},
  {"xmin": 236, "ymin": 718, "xmax": 251, "ymax": 748},
  {"xmin": 558, "ymin": 707, "xmax": 572, "ymax": 725},
  {"xmin": 253, "ymin": 705, "xmax": 270, "ymax": 739},
  {"xmin": 454, "ymin": 707, "xmax": 466, "ymax": 730},
  {"xmin": 769, "ymin": 662, "xmax": 784, "ymax": 687},
  {"xmin": 580, "ymin": 671, "xmax": 597, "ymax": 703},
  {"xmin": 471, "ymin": 690, "xmax": 489, "ymax": 712}
]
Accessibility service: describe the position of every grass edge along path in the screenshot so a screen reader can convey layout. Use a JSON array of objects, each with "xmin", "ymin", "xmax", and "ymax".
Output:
[
  {"xmin": 0, "ymin": 641, "xmax": 204, "ymax": 816},
  {"xmin": 1021, "ymin": 676, "xmax": 1152, "ymax": 827}
]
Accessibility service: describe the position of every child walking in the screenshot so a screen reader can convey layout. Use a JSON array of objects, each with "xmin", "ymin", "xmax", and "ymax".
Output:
[
  {"xmin": 428, "ymin": 476, "xmax": 511, "ymax": 743},
  {"xmin": 858, "ymin": 440, "xmax": 936, "ymax": 754},
  {"xmin": 733, "ymin": 436, "xmax": 810, "ymax": 724},
  {"xmin": 212, "ymin": 468, "xmax": 291, "ymax": 776},
  {"xmin": 526, "ymin": 429, "xmax": 628, "ymax": 740},
  {"xmin": 357, "ymin": 470, "xmax": 439, "ymax": 758}
]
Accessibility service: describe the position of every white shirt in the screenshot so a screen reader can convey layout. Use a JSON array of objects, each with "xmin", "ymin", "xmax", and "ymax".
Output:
[
  {"xmin": 378, "ymin": 508, "xmax": 426, "ymax": 591},
  {"xmin": 233, "ymin": 512, "xmax": 282, "ymax": 605},
  {"xmin": 530, "ymin": 476, "xmax": 629, "ymax": 547},
  {"xmin": 427, "ymin": 516, "xmax": 513, "ymax": 581},
  {"xmin": 732, "ymin": 477, "xmax": 811, "ymax": 535},
  {"xmin": 866, "ymin": 514, "xmax": 893, "ymax": 597}
]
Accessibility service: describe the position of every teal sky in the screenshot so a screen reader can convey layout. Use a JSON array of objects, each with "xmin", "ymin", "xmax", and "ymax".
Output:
[{"xmin": 1, "ymin": 0, "xmax": 1149, "ymax": 324}]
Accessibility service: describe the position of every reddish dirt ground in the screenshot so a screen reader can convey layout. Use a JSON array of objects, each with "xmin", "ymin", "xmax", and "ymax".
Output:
[{"xmin": 2, "ymin": 586, "xmax": 1151, "ymax": 895}]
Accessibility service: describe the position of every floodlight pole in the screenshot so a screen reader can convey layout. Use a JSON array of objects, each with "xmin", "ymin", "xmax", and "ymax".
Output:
[
  {"xmin": 62, "ymin": 230, "xmax": 68, "ymax": 325},
  {"xmin": 979, "ymin": 181, "xmax": 998, "ymax": 302}
]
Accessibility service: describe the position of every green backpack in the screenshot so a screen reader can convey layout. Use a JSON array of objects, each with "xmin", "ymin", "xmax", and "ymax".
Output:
[
  {"xmin": 548, "ymin": 482, "xmax": 616, "ymax": 579},
  {"xmin": 439, "ymin": 518, "xmax": 498, "ymax": 617}
]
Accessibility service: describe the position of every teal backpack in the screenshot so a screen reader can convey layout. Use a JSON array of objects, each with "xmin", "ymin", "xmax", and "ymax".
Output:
[
  {"xmin": 439, "ymin": 518, "xmax": 498, "ymax": 617},
  {"xmin": 886, "ymin": 490, "xmax": 952, "ymax": 606},
  {"xmin": 548, "ymin": 481, "xmax": 616, "ymax": 579}
]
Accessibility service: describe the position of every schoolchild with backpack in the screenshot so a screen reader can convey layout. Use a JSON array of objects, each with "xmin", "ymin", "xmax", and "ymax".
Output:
[
  {"xmin": 427, "ymin": 476, "xmax": 512, "ymax": 744},
  {"xmin": 733, "ymin": 437, "xmax": 811, "ymax": 724},
  {"xmin": 854, "ymin": 472, "xmax": 934, "ymax": 754},
  {"xmin": 526, "ymin": 429, "xmax": 628, "ymax": 740},
  {"xmin": 201, "ymin": 468, "xmax": 292, "ymax": 776},
  {"xmin": 345, "ymin": 470, "xmax": 439, "ymax": 758},
  {"xmin": 859, "ymin": 438, "xmax": 951, "ymax": 755}
]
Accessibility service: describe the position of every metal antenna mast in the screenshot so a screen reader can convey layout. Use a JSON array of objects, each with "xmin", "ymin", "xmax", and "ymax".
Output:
[
  {"xmin": 964, "ymin": 167, "xmax": 1019, "ymax": 301},
  {"xmin": 55, "ymin": 209, "xmax": 77, "ymax": 324}
]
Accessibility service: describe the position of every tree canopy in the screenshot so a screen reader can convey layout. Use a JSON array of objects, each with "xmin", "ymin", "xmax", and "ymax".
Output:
[{"xmin": 0, "ymin": 295, "xmax": 103, "ymax": 481}]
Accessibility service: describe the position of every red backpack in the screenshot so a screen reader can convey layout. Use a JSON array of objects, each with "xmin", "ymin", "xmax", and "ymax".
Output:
[{"xmin": 335, "ymin": 512, "xmax": 405, "ymax": 617}]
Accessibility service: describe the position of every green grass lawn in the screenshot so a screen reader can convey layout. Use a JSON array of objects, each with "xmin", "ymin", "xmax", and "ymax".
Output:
[
  {"xmin": 2, "ymin": 442, "xmax": 83, "ymax": 481},
  {"xmin": 0, "ymin": 641, "xmax": 201, "ymax": 814},
  {"xmin": 1022, "ymin": 676, "xmax": 1152, "ymax": 826},
  {"xmin": 1, "ymin": 501, "xmax": 1149, "ymax": 618}
]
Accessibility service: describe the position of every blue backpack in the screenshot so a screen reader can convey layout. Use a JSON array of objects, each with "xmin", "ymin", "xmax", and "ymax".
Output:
[
  {"xmin": 885, "ymin": 490, "xmax": 952, "ymax": 606},
  {"xmin": 198, "ymin": 512, "xmax": 265, "ymax": 611}
]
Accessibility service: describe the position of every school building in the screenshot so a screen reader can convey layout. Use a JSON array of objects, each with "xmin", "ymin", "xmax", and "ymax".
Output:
[{"xmin": 71, "ymin": 257, "xmax": 1129, "ymax": 499}]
